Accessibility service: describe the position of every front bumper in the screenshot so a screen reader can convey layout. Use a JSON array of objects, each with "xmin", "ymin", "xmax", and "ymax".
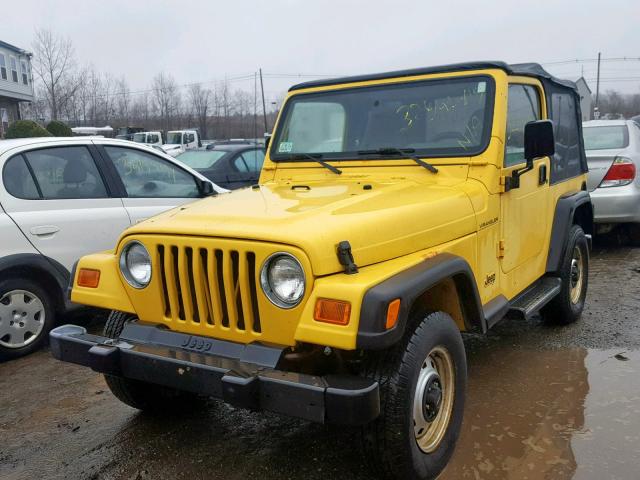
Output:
[{"xmin": 49, "ymin": 323, "xmax": 379, "ymax": 425}]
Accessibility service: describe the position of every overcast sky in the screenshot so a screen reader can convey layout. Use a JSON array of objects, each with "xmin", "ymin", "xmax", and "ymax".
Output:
[{"xmin": 3, "ymin": 0, "xmax": 639, "ymax": 102}]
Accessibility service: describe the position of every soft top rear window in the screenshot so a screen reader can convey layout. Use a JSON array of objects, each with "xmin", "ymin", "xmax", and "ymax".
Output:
[
  {"xmin": 271, "ymin": 75, "xmax": 495, "ymax": 161},
  {"xmin": 583, "ymin": 125, "xmax": 629, "ymax": 151}
]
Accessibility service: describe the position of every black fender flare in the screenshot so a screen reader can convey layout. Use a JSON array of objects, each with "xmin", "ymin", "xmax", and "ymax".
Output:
[
  {"xmin": 546, "ymin": 190, "xmax": 593, "ymax": 274},
  {"xmin": 0, "ymin": 253, "xmax": 71, "ymax": 312},
  {"xmin": 356, "ymin": 253, "xmax": 486, "ymax": 350}
]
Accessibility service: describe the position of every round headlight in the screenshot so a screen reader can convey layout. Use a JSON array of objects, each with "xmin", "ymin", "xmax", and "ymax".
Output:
[
  {"xmin": 260, "ymin": 253, "xmax": 305, "ymax": 308},
  {"xmin": 119, "ymin": 241, "xmax": 152, "ymax": 288}
]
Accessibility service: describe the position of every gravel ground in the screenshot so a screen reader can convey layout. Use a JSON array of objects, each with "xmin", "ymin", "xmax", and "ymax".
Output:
[{"xmin": 1, "ymin": 241, "xmax": 639, "ymax": 480}]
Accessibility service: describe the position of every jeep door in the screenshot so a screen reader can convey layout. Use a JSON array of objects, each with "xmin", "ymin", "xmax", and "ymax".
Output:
[
  {"xmin": 0, "ymin": 144, "xmax": 131, "ymax": 271},
  {"xmin": 500, "ymin": 81, "xmax": 551, "ymax": 277}
]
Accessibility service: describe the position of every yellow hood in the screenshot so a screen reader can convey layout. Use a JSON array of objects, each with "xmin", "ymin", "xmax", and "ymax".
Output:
[{"xmin": 126, "ymin": 175, "xmax": 477, "ymax": 276}]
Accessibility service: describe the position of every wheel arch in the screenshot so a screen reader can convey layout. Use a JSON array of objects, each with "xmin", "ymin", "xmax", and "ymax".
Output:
[
  {"xmin": 546, "ymin": 190, "xmax": 593, "ymax": 275},
  {"xmin": 0, "ymin": 254, "xmax": 70, "ymax": 315},
  {"xmin": 356, "ymin": 253, "xmax": 486, "ymax": 350}
]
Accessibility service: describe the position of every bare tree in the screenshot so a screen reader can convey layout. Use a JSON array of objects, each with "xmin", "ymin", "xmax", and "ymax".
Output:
[
  {"xmin": 115, "ymin": 77, "xmax": 131, "ymax": 125},
  {"xmin": 31, "ymin": 28, "xmax": 79, "ymax": 120},
  {"xmin": 153, "ymin": 72, "xmax": 180, "ymax": 131},
  {"xmin": 188, "ymin": 84, "xmax": 210, "ymax": 138}
]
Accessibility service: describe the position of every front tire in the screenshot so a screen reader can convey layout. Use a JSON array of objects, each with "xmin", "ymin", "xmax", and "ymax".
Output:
[
  {"xmin": 542, "ymin": 225, "xmax": 589, "ymax": 324},
  {"xmin": 103, "ymin": 310, "xmax": 205, "ymax": 413},
  {"xmin": 0, "ymin": 278, "xmax": 55, "ymax": 361},
  {"xmin": 362, "ymin": 311, "xmax": 467, "ymax": 480}
]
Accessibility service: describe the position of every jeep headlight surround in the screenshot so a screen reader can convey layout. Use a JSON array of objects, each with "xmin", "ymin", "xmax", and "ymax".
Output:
[
  {"xmin": 119, "ymin": 241, "xmax": 152, "ymax": 289},
  {"xmin": 260, "ymin": 253, "xmax": 305, "ymax": 309}
]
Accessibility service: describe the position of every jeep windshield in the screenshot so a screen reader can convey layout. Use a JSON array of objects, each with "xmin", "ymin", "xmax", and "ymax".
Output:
[{"xmin": 271, "ymin": 76, "xmax": 494, "ymax": 161}]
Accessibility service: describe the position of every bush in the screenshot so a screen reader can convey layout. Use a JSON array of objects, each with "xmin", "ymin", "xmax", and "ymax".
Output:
[
  {"xmin": 4, "ymin": 120, "xmax": 52, "ymax": 139},
  {"xmin": 46, "ymin": 120, "xmax": 72, "ymax": 137}
]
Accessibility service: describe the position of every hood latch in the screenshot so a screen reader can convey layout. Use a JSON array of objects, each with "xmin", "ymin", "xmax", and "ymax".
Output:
[{"xmin": 337, "ymin": 241, "xmax": 359, "ymax": 275}]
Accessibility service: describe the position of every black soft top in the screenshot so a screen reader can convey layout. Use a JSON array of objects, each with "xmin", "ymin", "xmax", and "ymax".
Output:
[{"xmin": 289, "ymin": 61, "xmax": 576, "ymax": 92}]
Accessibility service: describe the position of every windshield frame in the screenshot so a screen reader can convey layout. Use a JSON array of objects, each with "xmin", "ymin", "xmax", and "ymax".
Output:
[{"xmin": 270, "ymin": 74, "xmax": 496, "ymax": 162}]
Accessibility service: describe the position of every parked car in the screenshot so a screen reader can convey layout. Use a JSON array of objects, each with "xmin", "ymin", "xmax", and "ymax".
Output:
[
  {"xmin": 207, "ymin": 139, "xmax": 258, "ymax": 147},
  {"xmin": 51, "ymin": 61, "xmax": 592, "ymax": 480},
  {"xmin": 115, "ymin": 126, "xmax": 144, "ymax": 141},
  {"xmin": 132, "ymin": 131, "xmax": 163, "ymax": 146},
  {"xmin": 0, "ymin": 137, "xmax": 225, "ymax": 360},
  {"xmin": 631, "ymin": 114, "xmax": 640, "ymax": 127},
  {"xmin": 161, "ymin": 129, "xmax": 201, "ymax": 157},
  {"xmin": 583, "ymin": 120, "xmax": 640, "ymax": 236},
  {"xmin": 176, "ymin": 144, "xmax": 265, "ymax": 189}
]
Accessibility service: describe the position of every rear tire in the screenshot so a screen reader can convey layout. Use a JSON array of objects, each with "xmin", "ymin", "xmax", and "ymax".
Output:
[
  {"xmin": 0, "ymin": 277, "xmax": 55, "ymax": 361},
  {"xmin": 103, "ymin": 310, "xmax": 206, "ymax": 413},
  {"xmin": 361, "ymin": 311, "xmax": 467, "ymax": 480},
  {"xmin": 627, "ymin": 223, "xmax": 640, "ymax": 246},
  {"xmin": 542, "ymin": 225, "xmax": 589, "ymax": 324}
]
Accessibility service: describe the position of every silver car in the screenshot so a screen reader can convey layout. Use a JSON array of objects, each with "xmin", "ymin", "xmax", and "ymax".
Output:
[{"xmin": 583, "ymin": 120, "xmax": 640, "ymax": 233}]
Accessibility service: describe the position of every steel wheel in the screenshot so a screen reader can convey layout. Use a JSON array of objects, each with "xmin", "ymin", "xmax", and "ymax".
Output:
[
  {"xmin": 413, "ymin": 345, "xmax": 456, "ymax": 453},
  {"xmin": 569, "ymin": 246, "xmax": 584, "ymax": 304},
  {"xmin": 0, "ymin": 290, "xmax": 46, "ymax": 349}
]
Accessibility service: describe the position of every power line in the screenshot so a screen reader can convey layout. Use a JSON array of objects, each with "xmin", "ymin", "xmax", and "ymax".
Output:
[{"xmin": 542, "ymin": 57, "xmax": 640, "ymax": 66}]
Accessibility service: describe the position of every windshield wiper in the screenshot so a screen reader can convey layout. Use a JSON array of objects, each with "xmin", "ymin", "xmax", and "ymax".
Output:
[
  {"xmin": 357, "ymin": 147, "xmax": 438, "ymax": 174},
  {"xmin": 284, "ymin": 153, "xmax": 342, "ymax": 175}
]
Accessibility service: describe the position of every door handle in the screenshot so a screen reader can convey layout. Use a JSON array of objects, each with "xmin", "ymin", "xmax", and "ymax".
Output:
[
  {"xmin": 538, "ymin": 165, "xmax": 548, "ymax": 185},
  {"xmin": 30, "ymin": 225, "xmax": 60, "ymax": 236}
]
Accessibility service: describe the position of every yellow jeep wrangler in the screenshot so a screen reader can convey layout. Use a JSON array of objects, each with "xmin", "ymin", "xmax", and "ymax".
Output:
[{"xmin": 51, "ymin": 61, "xmax": 593, "ymax": 480}]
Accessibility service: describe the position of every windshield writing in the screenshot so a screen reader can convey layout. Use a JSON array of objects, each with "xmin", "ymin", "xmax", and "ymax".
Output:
[{"xmin": 272, "ymin": 76, "xmax": 493, "ymax": 160}]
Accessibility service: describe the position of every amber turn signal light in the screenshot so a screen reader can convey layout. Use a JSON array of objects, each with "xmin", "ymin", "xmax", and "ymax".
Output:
[
  {"xmin": 385, "ymin": 298, "xmax": 401, "ymax": 330},
  {"xmin": 314, "ymin": 298, "xmax": 351, "ymax": 325},
  {"xmin": 77, "ymin": 268, "xmax": 100, "ymax": 288}
]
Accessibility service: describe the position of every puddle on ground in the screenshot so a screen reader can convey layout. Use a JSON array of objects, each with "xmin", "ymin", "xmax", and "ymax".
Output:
[{"xmin": 441, "ymin": 346, "xmax": 640, "ymax": 480}]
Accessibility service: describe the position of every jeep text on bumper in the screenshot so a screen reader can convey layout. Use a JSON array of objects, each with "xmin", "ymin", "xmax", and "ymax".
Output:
[{"xmin": 50, "ymin": 323, "xmax": 380, "ymax": 425}]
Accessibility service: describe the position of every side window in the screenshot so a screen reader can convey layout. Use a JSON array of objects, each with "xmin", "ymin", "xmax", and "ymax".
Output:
[
  {"xmin": 2, "ymin": 155, "xmax": 40, "ymax": 199},
  {"xmin": 10, "ymin": 56, "xmax": 18, "ymax": 83},
  {"xmin": 149, "ymin": 134, "xmax": 159, "ymax": 143},
  {"xmin": 239, "ymin": 149, "xmax": 265, "ymax": 173},
  {"xmin": 505, "ymin": 84, "xmax": 541, "ymax": 167},
  {"xmin": 550, "ymin": 92, "xmax": 582, "ymax": 183},
  {"xmin": 23, "ymin": 146, "xmax": 108, "ymax": 199},
  {"xmin": 0, "ymin": 53, "xmax": 7, "ymax": 81},
  {"xmin": 105, "ymin": 146, "xmax": 199, "ymax": 198},
  {"xmin": 234, "ymin": 156, "xmax": 249, "ymax": 173}
]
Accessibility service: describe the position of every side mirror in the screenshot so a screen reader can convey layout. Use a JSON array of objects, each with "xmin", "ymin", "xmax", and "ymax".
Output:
[
  {"xmin": 264, "ymin": 133, "xmax": 271, "ymax": 151},
  {"xmin": 197, "ymin": 179, "xmax": 216, "ymax": 197},
  {"xmin": 524, "ymin": 120, "xmax": 555, "ymax": 164}
]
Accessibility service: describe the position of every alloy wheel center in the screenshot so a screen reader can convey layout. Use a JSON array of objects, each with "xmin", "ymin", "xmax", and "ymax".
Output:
[{"xmin": 422, "ymin": 376, "xmax": 443, "ymax": 422}]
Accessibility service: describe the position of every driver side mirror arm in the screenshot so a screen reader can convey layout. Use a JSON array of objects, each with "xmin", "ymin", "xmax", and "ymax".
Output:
[{"xmin": 504, "ymin": 120, "xmax": 555, "ymax": 192}]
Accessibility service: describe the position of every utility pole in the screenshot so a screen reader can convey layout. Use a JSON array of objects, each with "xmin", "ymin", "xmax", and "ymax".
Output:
[
  {"xmin": 253, "ymin": 72, "xmax": 257, "ymax": 141},
  {"xmin": 595, "ymin": 52, "xmax": 601, "ymax": 109},
  {"xmin": 259, "ymin": 68, "xmax": 268, "ymax": 134}
]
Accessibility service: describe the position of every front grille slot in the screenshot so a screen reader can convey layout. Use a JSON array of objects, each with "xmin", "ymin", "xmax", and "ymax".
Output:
[{"xmin": 158, "ymin": 244, "xmax": 261, "ymax": 335}]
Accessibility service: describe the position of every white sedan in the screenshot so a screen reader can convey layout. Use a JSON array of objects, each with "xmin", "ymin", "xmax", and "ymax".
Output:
[{"xmin": 0, "ymin": 136, "xmax": 226, "ymax": 360}]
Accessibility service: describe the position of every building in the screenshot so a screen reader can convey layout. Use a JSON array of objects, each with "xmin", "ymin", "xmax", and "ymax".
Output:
[
  {"xmin": 573, "ymin": 77, "xmax": 593, "ymax": 121},
  {"xmin": 0, "ymin": 39, "xmax": 35, "ymax": 136}
]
